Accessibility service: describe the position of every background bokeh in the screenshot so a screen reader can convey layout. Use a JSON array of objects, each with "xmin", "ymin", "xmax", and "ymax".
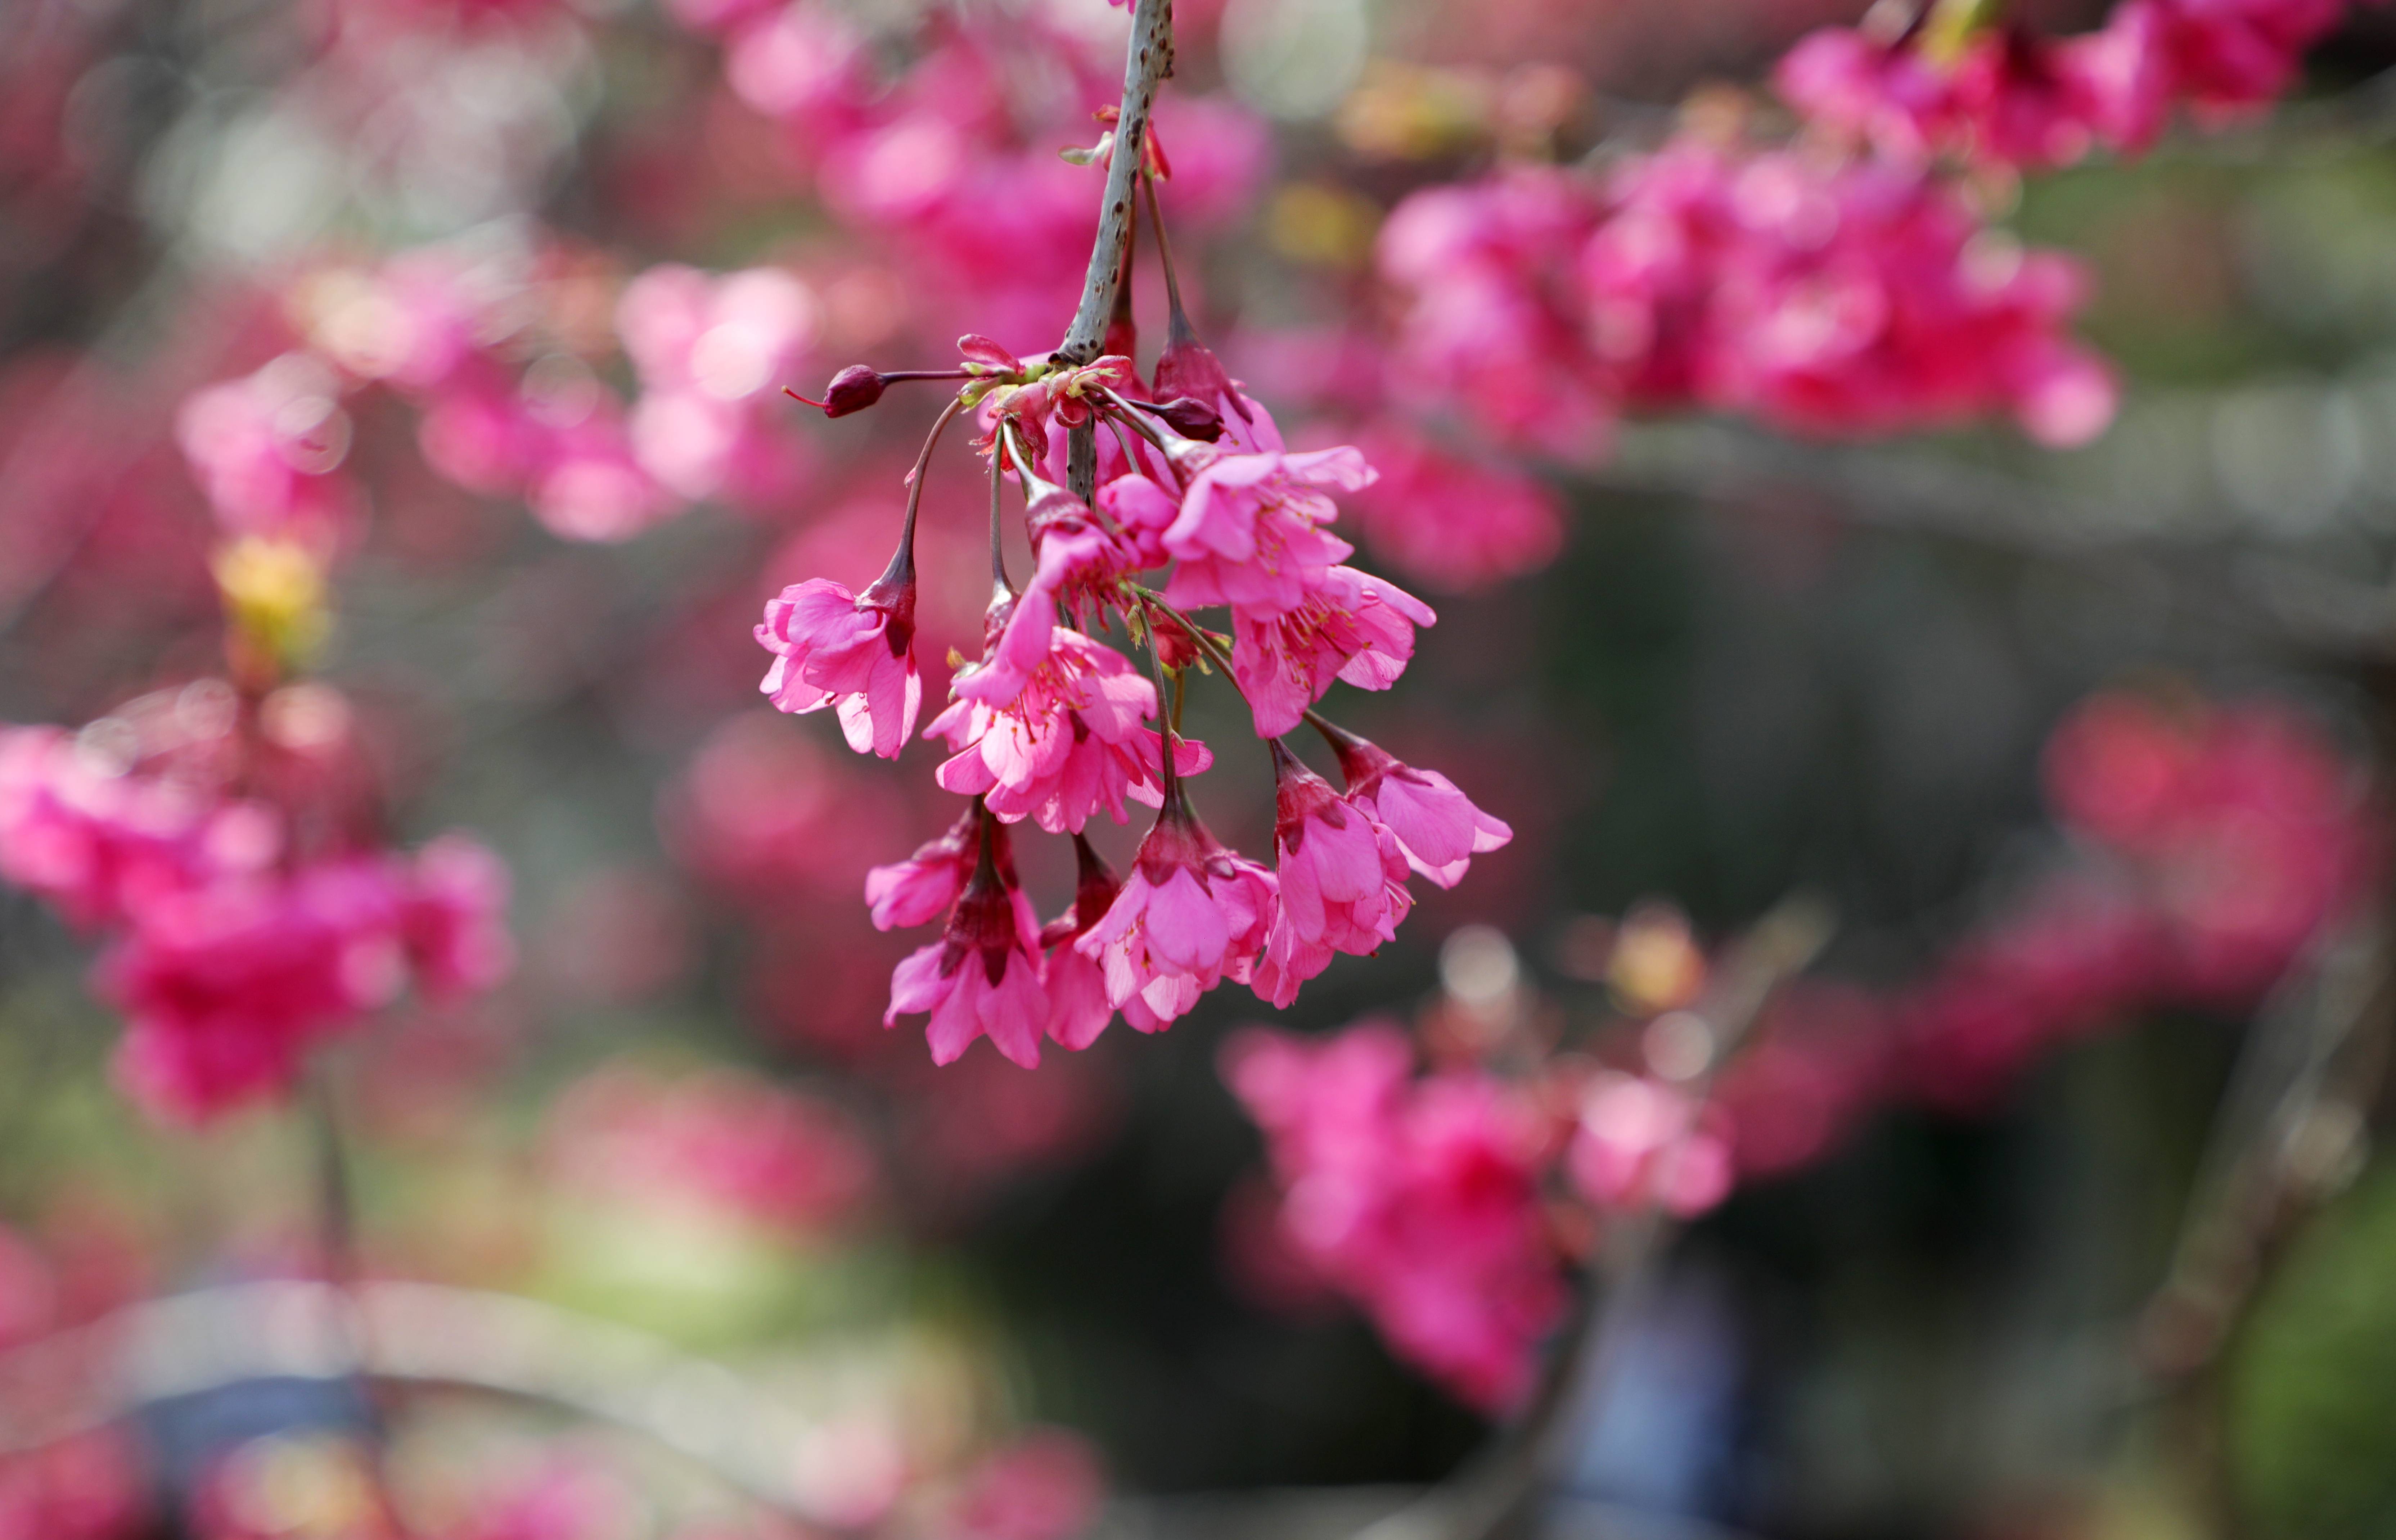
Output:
[{"xmin": 7, "ymin": 0, "xmax": 2396, "ymax": 1533}]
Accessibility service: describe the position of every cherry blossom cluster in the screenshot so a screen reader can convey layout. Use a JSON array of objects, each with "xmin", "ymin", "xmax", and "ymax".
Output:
[
  {"xmin": 1779, "ymin": 0, "xmax": 2350, "ymax": 173},
  {"xmin": 1378, "ymin": 140, "xmax": 2118, "ymax": 458},
  {"xmin": 663, "ymin": 0, "xmax": 1267, "ymax": 343},
  {"xmin": 1224, "ymin": 686, "xmax": 2377, "ymax": 1406},
  {"xmin": 759, "ymin": 244, "xmax": 1512, "ymax": 1067},
  {"xmin": 0, "ymin": 695, "xmax": 512, "ymax": 1123},
  {"xmin": 177, "ymin": 242, "xmax": 821, "ymax": 550}
]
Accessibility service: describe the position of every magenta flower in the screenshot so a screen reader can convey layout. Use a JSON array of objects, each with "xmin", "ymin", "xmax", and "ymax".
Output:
[
  {"xmin": 929, "ymin": 625, "xmax": 1210, "ymax": 834},
  {"xmin": 1254, "ymin": 742, "xmax": 1414, "ymax": 1009},
  {"xmin": 755, "ymin": 568, "xmax": 921, "ymax": 759},
  {"xmin": 1159, "ymin": 447, "xmax": 1374, "ymax": 618},
  {"xmin": 884, "ymin": 816, "xmax": 1049, "ymax": 1067},
  {"xmin": 1319, "ymin": 723, "xmax": 1512, "ymax": 890},
  {"xmin": 1231, "ymin": 567, "xmax": 1436, "ymax": 738},
  {"xmin": 977, "ymin": 468, "xmax": 1169, "ymax": 703},
  {"xmin": 1039, "ymin": 834, "xmax": 1126, "ymax": 1051},
  {"xmin": 1152, "ymin": 331, "xmax": 1280, "ymax": 453},
  {"xmin": 863, "ymin": 805, "xmax": 979, "ymax": 930},
  {"xmin": 1075, "ymin": 792, "xmax": 1275, "ymax": 1031}
]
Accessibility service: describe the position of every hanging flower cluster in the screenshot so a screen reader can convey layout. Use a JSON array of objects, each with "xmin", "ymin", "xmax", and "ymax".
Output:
[
  {"xmin": 0, "ymin": 695, "xmax": 512, "ymax": 1123},
  {"xmin": 759, "ymin": 178, "xmax": 1513, "ymax": 1066},
  {"xmin": 1778, "ymin": 0, "xmax": 2351, "ymax": 172},
  {"xmin": 1378, "ymin": 140, "xmax": 2118, "ymax": 459}
]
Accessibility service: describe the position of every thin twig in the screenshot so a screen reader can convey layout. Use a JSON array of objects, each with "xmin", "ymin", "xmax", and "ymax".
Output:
[{"xmin": 1058, "ymin": 0, "xmax": 1174, "ymax": 502}]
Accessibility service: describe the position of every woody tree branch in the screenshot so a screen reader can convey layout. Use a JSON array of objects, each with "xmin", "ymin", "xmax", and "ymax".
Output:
[{"xmin": 1059, "ymin": 0, "xmax": 1174, "ymax": 500}]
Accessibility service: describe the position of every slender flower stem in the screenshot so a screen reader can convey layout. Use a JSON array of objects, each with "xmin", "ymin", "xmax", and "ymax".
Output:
[
  {"xmin": 1099, "ymin": 389, "xmax": 1176, "ymax": 450},
  {"xmin": 1142, "ymin": 170, "xmax": 1194, "ymax": 339},
  {"xmin": 1137, "ymin": 595, "xmax": 1185, "ymax": 805},
  {"xmin": 1130, "ymin": 586, "xmax": 1243, "ymax": 694},
  {"xmin": 988, "ymin": 438, "xmax": 1013, "ymax": 592},
  {"xmin": 878, "ymin": 396, "xmax": 968, "ymax": 590}
]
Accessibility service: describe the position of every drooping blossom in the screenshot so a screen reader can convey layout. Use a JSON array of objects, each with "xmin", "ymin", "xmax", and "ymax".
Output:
[
  {"xmin": 1231, "ymin": 566, "xmax": 1436, "ymax": 738},
  {"xmin": 757, "ymin": 566, "xmax": 922, "ymax": 760},
  {"xmin": 931, "ymin": 618, "xmax": 1209, "ymax": 835},
  {"xmin": 864, "ymin": 805, "xmax": 980, "ymax": 930},
  {"xmin": 1039, "ymin": 834, "xmax": 1123, "ymax": 1051},
  {"xmin": 1223, "ymin": 1022, "xmax": 1566, "ymax": 1410},
  {"xmin": 885, "ymin": 814, "xmax": 1049, "ymax": 1067},
  {"xmin": 1254, "ymin": 741, "xmax": 1413, "ymax": 1008},
  {"xmin": 1075, "ymin": 788, "xmax": 1275, "ymax": 1030},
  {"xmin": 1318, "ymin": 722, "xmax": 1512, "ymax": 889},
  {"xmin": 1160, "ymin": 447, "xmax": 1374, "ymax": 618}
]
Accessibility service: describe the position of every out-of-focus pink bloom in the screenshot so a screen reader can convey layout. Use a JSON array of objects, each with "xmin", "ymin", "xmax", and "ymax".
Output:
[
  {"xmin": 757, "ymin": 572, "xmax": 922, "ymax": 759},
  {"xmin": 943, "ymin": 1430, "xmax": 1105, "ymax": 1540},
  {"xmin": 620, "ymin": 265, "xmax": 819, "ymax": 503},
  {"xmin": 1345, "ymin": 430, "xmax": 1566, "ymax": 592},
  {"xmin": 1255, "ymin": 742, "xmax": 1413, "ymax": 1008},
  {"xmin": 0, "ymin": 726, "xmax": 267, "ymax": 930},
  {"xmin": 1773, "ymin": 27, "xmax": 1959, "ymax": 163},
  {"xmin": 0, "ymin": 1428, "xmax": 150, "ymax": 1540},
  {"xmin": 885, "ymin": 818, "xmax": 1049, "ymax": 1067},
  {"xmin": 546, "ymin": 1060, "xmax": 878, "ymax": 1235},
  {"xmin": 1951, "ymin": 27, "xmax": 2110, "ymax": 170},
  {"xmin": 1378, "ymin": 166, "xmax": 1617, "ymax": 460},
  {"xmin": 1160, "ymin": 448, "xmax": 1373, "ymax": 617},
  {"xmin": 527, "ymin": 409, "xmax": 677, "ymax": 542},
  {"xmin": 1320, "ymin": 723, "xmax": 1512, "ymax": 889},
  {"xmin": 1224, "ymin": 1022, "xmax": 1565, "ymax": 1410},
  {"xmin": 662, "ymin": 713, "xmax": 902, "ymax": 902},
  {"xmin": 1567, "ymin": 1070, "xmax": 1734, "ymax": 1217},
  {"xmin": 931, "ymin": 622, "xmax": 1208, "ymax": 834},
  {"xmin": 1076, "ymin": 792, "xmax": 1275, "ymax": 1030},
  {"xmin": 1231, "ymin": 566, "xmax": 1435, "ymax": 738},
  {"xmin": 174, "ymin": 356, "xmax": 358, "ymax": 547},
  {"xmin": 401, "ymin": 834, "xmax": 515, "ymax": 997}
]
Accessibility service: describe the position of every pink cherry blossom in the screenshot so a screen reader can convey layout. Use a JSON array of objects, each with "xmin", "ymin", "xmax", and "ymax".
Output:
[
  {"xmin": 1231, "ymin": 567, "xmax": 1435, "ymax": 739},
  {"xmin": 1254, "ymin": 742, "xmax": 1413, "ymax": 1008},
  {"xmin": 1319, "ymin": 723, "xmax": 1512, "ymax": 890},
  {"xmin": 1075, "ymin": 793, "xmax": 1275, "ymax": 1031},
  {"xmin": 931, "ymin": 622, "xmax": 1210, "ymax": 835},
  {"xmin": 1039, "ymin": 834, "xmax": 1125, "ymax": 1052},
  {"xmin": 1159, "ymin": 447, "xmax": 1373, "ymax": 617},
  {"xmin": 756, "ymin": 571, "xmax": 922, "ymax": 759},
  {"xmin": 885, "ymin": 817, "xmax": 1049, "ymax": 1067},
  {"xmin": 864, "ymin": 806, "xmax": 979, "ymax": 930}
]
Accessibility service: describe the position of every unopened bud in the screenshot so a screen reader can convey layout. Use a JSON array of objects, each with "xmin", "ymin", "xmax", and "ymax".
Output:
[
  {"xmin": 789, "ymin": 364, "xmax": 885, "ymax": 417},
  {"xmin": 1149, "ymin": 396, "xmax": 1224, "ymax": 442}
]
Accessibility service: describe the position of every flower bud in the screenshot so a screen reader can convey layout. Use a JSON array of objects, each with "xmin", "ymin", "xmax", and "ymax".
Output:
[
  {"xmin": 792, "ymin": 364, "xmax": 886, "ymax": 417},
  {"xmin": 1149, "ymin": 396, "xmax": 1224, "ymax": 442}
]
